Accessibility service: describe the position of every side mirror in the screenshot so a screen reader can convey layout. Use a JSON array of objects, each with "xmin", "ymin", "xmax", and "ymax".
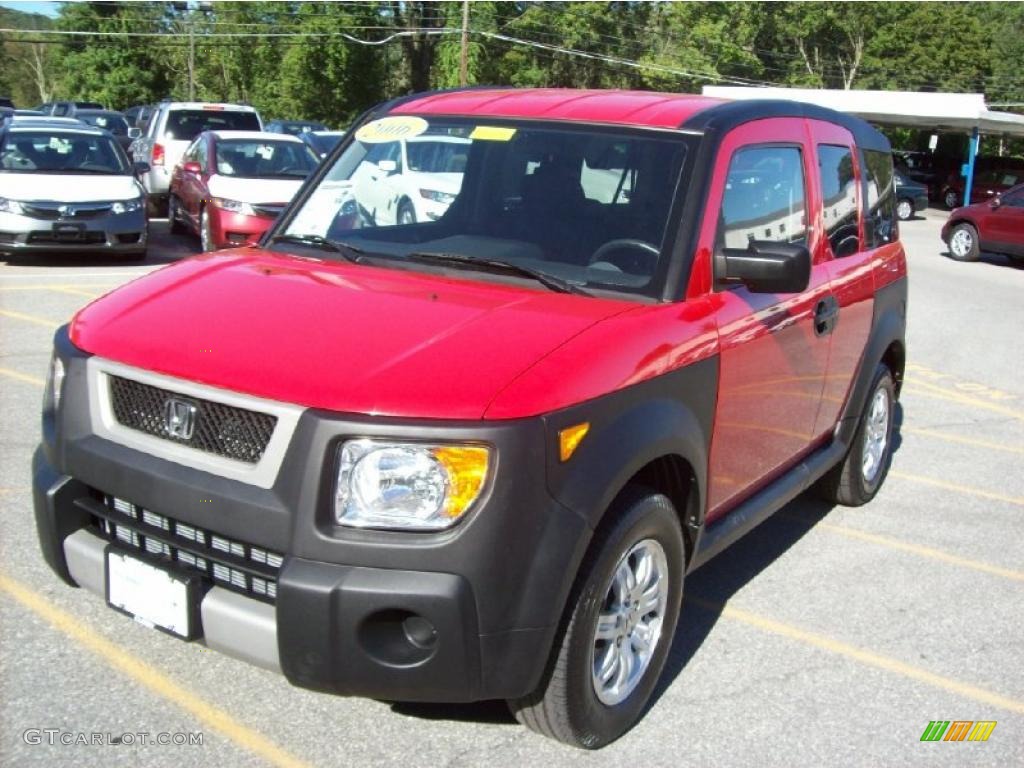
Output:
[
  {"xmin": 377, "ymin": 159, "xmax": 398, "ymax": 174},
  {"xmin": 133, "ymin": 161, "xmax": 150, "ymax": 176},
  {"xmin": 990, "ymin": 195, "xmax": 1002, "ymax": 210},
  {"xmin": 127, "ymin": 127, "xmax": 141, "ymax": 140},
  {"xmin": 182, "ymin": 161, "xmax": 202, "ymax": 175},
  {"xmin": 719, "ymin": 241, "xmax": 811, "ymax": 294}
]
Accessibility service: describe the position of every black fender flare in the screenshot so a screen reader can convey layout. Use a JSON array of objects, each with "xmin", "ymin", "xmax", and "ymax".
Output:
[
  {"xmin": 543, "ymin": 357, "xmax": 717, "ymax": 534},
  {"xmin": 837, "ymin": 277, "xmax": 907, "ymax": 445}
]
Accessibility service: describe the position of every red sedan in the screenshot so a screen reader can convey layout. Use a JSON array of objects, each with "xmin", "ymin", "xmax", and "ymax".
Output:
[
  {"xmin": 169, "ymin": 130, "xmax": 319, "ymax": 251},
  {"xmin": 942, "ymin": 182, "xmax": 1024, "ymax": 264}
]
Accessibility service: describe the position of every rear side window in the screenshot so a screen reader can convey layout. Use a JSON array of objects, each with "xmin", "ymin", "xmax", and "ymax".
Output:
[
  {"xmin": 164, "ymin": 110, "xmax": 261, "ymax": 142},
  {"xmin": 817, "ymin": 144, "xmax": 860, "ymax": 257},
  {"xmin": 863, "ymin": 149, "xmax": 897, "ymax": 247},
  {"xmin": 719, "ymin": 145, "xmax": 807, "ymax": 249}
]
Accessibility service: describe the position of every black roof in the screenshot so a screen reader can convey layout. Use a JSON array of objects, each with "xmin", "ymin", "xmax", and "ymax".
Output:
[{"xmin": 682, "ymin": 99, "xmax": 891, "ymax": 153}]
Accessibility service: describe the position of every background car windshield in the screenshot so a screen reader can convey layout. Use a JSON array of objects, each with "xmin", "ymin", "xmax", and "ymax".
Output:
[
  {"xmin": 79, "ymin": 114, "xmax": 129, "ymax": 136},
  {"xmin": 310, "ymin": 133, "xmax": 343, "ymax": 155},
  {"xmin": 215, "ymin": 140, "xmax": 318, "ymax": 178},
  {"xmin": 165, "ymin": 110, "xmax": 261, "ymax": 142},
  {"xmin": 0, "ymin": 131, "xmax": 129, "ymax": 174},
  {"xmin": 283, "ymin": 119, "xmax": 689, "ymax": 298}
]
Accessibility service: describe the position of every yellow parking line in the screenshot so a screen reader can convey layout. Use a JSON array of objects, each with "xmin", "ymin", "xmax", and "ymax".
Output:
[
  {"xmin": 890, "ymin": 470, "xmax": 1024, "ymax": 508},
  {"xmin": 694, "ymin": 599, "xmax": 1024, "ymax": 716},
  {"xmin": 0, "ymin": 366, "xmax": 46, "ymax": 387},
  {"xmin": 0, "ymin": 573, "xmax": 313, "ymax": 768},
  {"xmin": 0, "ymin": 308, "xmax": 60, "ymax": 329},
  {"xmin": 812, "ymin": 522, "xmax": 1024, "ymax": 582},
  {"xmin": 904, "ymin": 380, "xmax": 1024, "ymax": 422},
  {"xmin": 902, "ymin": 426, "xmax": 1024, "ymax": 456},
  {"xmin": 51, "ymin": 286, "xmax": 102, "ymax": 299}
]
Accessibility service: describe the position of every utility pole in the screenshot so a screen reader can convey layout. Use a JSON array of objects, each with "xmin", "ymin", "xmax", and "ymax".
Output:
[
  {"xmin": 188, "ymin": 19, "xmax": 195, "ymax": 101},
  {"xmin": 459, "ymin": 0, "xmax": 470, "ymax": 86}
]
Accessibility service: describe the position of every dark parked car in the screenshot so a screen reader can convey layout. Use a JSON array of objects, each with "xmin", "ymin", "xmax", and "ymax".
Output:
[
  {"xmin": 0, "ymin": 97, "xmax": 14, "ymax": 109},
  {"xmin": 940, "ymin": 156, "xmax": 1024, "ymax": 209},
  {"xmin": 298, "ymin": 129, "xmax": 344, "ymax": 158},
  {"xmin": 41, "ymin": 101, "xmax": 106, "ymax": 117},
  {"xmin": 894, "ymin": 172, "xmax": 928, "ymax": 221},
  {"xmin": 124, "ymin": 104, "xmax": 155, "ymax": 130},
  {"xmin": 942, "ymin": 182, "xmax": 1024, "ymax": 264},
  {"xmin": 264, "ymin": 119, "xmax": 329, "ymax": 135},
  {"xmin": 74, "ymin": 109, "xmax": 133, "ymax": 150}
]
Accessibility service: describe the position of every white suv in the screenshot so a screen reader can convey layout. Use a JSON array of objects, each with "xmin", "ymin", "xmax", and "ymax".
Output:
[{"xmin": 129, "ymin": 101, "xmax": 261, "ymax": 214}]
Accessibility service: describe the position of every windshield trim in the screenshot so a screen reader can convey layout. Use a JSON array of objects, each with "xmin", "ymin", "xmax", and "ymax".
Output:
[{"xmin": 266, "ymin": 115, "xmax": 698, "ymax": 303}]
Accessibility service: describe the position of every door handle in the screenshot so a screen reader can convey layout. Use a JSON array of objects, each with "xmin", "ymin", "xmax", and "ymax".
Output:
[{"xmin": 814, "ymin": 296, "xmax": 839, "ymax": 337}]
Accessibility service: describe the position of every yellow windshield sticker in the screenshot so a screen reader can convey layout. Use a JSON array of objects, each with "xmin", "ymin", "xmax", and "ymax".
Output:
[
  {"xmin": 354, "ymin": 116, "xmax": 429, "ymax": 144},
  {"xmin": 470, "ymin": 126, "xmax": 517, "ymax": 142}
]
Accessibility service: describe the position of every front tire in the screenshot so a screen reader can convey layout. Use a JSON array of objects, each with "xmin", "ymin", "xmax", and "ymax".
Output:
[
  {"xmin": 397, "ymin": 199, "xmax": 416, "ymax": 225},
  {"xmin": 947, "ymin": 222, "xmax": 980, "ymax": 262},
  {"xmin": 896, "ymin": 198, "xmax": 914, "ymax": 221},
  {"xmin": 508, "ymin": 487, "xmax": 684, "ymax": 749},
  {"xmin": 168, "ymin": 196, "xmax": 188, "ymax": 235},
  {"xmin": 200, "ymin": 207, "xmax": 215, "ymax": 252},
  {"xmin": 819, "ymin": 364, "xmax": 896, "ymax": 506}
]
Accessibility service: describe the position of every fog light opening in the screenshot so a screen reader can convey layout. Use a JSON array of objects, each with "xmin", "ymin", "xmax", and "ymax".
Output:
[{"xmin": 358, "ymin": 609, "xmax": 438, "ymax": 667}]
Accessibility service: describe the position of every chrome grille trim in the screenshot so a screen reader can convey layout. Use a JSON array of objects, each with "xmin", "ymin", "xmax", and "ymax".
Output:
[{"xmin": 87, "ymin": 357, "xmax": 304, "ymax": 490}]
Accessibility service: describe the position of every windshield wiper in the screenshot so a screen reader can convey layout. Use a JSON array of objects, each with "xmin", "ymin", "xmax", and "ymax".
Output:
[
  {"xmin": 405, "ymin": 251, "xmax": 591, "ymax": 296},
  {"xmin": 268, "ymin": 233, "xmax": 363, "ymax": 263}
]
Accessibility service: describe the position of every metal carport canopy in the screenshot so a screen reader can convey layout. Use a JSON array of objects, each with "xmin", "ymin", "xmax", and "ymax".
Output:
[
  {"xmin": 701, "ymin": 86, "xmax": 1024, "ymax": 137},
  {"xmin": 702, "ymin": 86, "xmax": 1024, "ymax": 205}
]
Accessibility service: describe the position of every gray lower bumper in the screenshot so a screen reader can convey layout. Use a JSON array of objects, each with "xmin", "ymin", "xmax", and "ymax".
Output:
[{"xmin": 63, "ymin": 528, "xmax": 280, "ymax": 673}]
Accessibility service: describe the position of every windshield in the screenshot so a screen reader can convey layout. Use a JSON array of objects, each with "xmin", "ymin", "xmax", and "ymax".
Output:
[
  {"xmin": 310, "ymin": 132, "xmax": 343, "ymax": 156},
  {"xmin": 0, "ymin": 131, "xmax": 130, "ymax": 174},
  {"xmin": 78, "ymin": 113, "xmax": 129, "ymax": 136},
  {"xmin": 214, "ymin": 139, "xmax": 318, "ymax": 178},
  {"xmin": 165, "ymin": 109, "xmax": 261, "ymax": 142},
  {"xmin": 280, "ymin": 117, "xmax": 690, "ymax": 299}
]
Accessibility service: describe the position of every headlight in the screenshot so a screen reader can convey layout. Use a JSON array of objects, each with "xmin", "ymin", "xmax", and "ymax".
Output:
[
  {"xmin": 110, "ymin": 198, "xmax": 143, "ymax": 215},
  {"xmin": 211, "ymin": 197, "xmax": 256, "ymax": 216},
  {"xmin": 0, "ymin": 197, "xmax": 25, "ymax": 215},
  {"xmin": 418, "ymin": 189, "xmax": 456, "ymax": 205},
  {"xmin": 47, "ymin": 354, "xmax": 65, "ymax": 410},
  {"xmin": 335, "ymin": 440, "xmax": 490, "ymax": 531}
]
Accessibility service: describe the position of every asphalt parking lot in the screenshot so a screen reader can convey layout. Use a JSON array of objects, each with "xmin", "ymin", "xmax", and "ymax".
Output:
[{"xmin": 1, "ymin": 211, "xmax": 1021, "ymax": 767}]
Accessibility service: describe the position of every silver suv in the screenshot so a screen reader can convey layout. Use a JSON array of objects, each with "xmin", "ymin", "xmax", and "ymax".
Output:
[{"xmin": 129, "ymin": 101, "xmax": 261, "ymax": 214}]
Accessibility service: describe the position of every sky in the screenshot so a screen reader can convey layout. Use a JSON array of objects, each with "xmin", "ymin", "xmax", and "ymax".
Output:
[{"xmin": 0, "ymin": 1, "xmax": 61, "ymax": 18}]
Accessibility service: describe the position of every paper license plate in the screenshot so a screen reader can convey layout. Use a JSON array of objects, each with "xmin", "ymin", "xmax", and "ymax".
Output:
[{"xmin": 106, "ymin": 550, "xmax": 194, "ymax": 639}]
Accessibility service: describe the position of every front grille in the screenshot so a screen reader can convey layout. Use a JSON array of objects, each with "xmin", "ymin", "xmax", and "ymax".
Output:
[
  {"xmin": 93, "ymin": 494, "xmax": 283, "ymax": 603},
  {"xmin": 251, "ymin": 204, "xmax": 285, "ymax": 218},
  {"xmin": 108, "ymin": 375, "xmax": 276, "ymax": 464},
  {"xmin": 22, "ymin": 202, "xmax": 113, "ymax": 220}
]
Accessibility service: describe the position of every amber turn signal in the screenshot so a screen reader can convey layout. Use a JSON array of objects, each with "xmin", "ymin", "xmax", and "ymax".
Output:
[{"xmin": 558, "ymin": 422, "xmax": 590, "ymax": 462}]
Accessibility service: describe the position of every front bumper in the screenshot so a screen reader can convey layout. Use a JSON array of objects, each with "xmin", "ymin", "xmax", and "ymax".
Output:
[
  {"xmin": 34, "ymin": 328, "xmax": 591, "ymax": 702},
  {"xmin": 209, "ymin": 208, "xmax": 276, "ymax": 248},
  {"xmin": 0, "ymin": 209, "xmax": 147, "ymax": 254}
]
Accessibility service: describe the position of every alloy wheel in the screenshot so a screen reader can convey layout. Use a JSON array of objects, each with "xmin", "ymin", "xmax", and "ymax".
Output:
[{"xmin": 861, "ymin": 387, "xmax": 890, "ymax": 484}]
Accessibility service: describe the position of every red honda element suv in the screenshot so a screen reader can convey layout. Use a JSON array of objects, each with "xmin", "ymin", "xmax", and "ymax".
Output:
[{"xmin": 34, "ymin": 89, "xmax": 907, "ymax": 748}]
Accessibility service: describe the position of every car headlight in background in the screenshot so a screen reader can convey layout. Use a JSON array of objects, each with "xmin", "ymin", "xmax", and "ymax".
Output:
[
  {"xmin": 47, "ymin": 354, "xmax": 65, "ymax": 410},
  {"xmin": 110, "ymin": 198, "xmax": 144, "ymax": 215},
  {"xmin": 0, "ymin": 197, "xmax": 25, "ymax": 215},
  {"xmin": 418, "ymin": 189, "xmax": 456, "ymax": 205},
  {"xmin": 335, "ymin": 440, "xmax": 490, "ymax": 531},
  {"xmin": 211, "ymin": 198, "xmax": 257, "ymax": 216}
]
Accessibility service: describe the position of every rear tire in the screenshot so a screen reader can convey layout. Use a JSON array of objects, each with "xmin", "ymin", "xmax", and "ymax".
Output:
[
  {"xmin": 947, "ymin": 222, "xmax": 980, "ymax": 262},
  {"xmin": 508, "ymin": 487, "xmax": 684, "ymax": 749},
  {"xmin": 943, "ymin": 189, "xmax": 959, "ymax": 210},
  {"xmin": 818, "ymin": 364, "xmax": 896, "ymax": 506},
  {"xmin": 896, "ymin": 198, "xmax": 914, "ymax": 221}
]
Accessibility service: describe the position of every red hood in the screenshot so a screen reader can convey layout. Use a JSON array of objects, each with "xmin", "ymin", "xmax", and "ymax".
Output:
[{"xmin": 70, "ymin": 250, "xmax": 634, "ymax": 420}]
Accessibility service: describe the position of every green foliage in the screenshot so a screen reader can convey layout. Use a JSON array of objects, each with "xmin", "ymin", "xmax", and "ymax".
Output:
[{"xmin": 1, "ymin": 0, "xmax": 1019, "ymax": 140}]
